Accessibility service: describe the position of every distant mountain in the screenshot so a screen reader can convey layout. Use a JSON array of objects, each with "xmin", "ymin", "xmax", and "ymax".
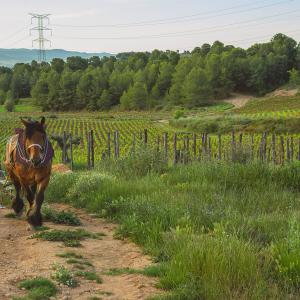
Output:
[{"xmin": 0, "ymin": 48, "xmax": 113, "ymax": 67}]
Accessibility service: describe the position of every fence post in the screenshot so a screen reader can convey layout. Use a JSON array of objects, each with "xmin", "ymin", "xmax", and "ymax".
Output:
[
  {"xmin": 91, "ymin": 130, "xmax": 94, "ymax": 168},
  {"xmin": 62, "ymin": 131, "xmax": 67, "ymax": 164},
  {"xmin": 163, "ymin": 132, "xmax": 168, "ymax": 161},
  {"xmin": 231, "ymin": 130, "xmax": 236, "ymax": 162},
  {"xmin": 173, "ymin": 133, "xmax": 178, "ymax": 164},
  {"xmin": 286, "ymin": 137, "xmax": 290, "ymax": 163},
  {"xmin": 114, "ymin": 130, "xmax": 119, "ymax": 159},
  {"xmin": 193, "ymin": 134, "xmax": 197, "ymax": 159},
  {"xmin": 218, "ymin": 134, "xmax": 222, "ymax": 160},
  {"xmin": 291, "ymin": 136, "xmax": 294, "ymax": 162},
  {"xmin": 271, "ymin": 133, "xmax": 276, "ymax": 164},
  {"xmin": 144, "ymin": 129, "xmax": 148, "ymax": 146},
  {"xmin": 69, "ymin": 133, "xmax": 73, "ymax": 171},
  {"xmin": 280, "ymin": 136, "xmax": 284, "ymax": 165},
  {"xmin": 156, "ymin": 135, "xmax": 160, "ymax": 153},
  {"xmin": 87, "ymin": 131, "xmax": 91, "ymax": 169},
  {"xmin": 107, "ymin": 132, "xmax": 111, "ymax": 159}
]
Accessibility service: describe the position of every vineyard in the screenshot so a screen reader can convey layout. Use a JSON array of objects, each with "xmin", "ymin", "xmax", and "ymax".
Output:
[{"xmin": 1, "ymin": 112, "xmax": 300, "ymax": 168}]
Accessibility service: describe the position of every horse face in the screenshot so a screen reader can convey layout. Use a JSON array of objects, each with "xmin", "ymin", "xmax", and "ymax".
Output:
[{"xmin": 21, "ymin": 117, "xmax": 46, "ymax": 167}]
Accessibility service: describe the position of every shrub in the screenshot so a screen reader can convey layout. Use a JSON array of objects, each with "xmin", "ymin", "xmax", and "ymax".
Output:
[{"xmin": 272, "ymin": 217, "xmax": 300, "ymax": 288}]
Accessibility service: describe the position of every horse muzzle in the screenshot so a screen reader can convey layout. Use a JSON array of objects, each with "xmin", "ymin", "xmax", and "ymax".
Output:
[{"xmin": 30, "ymin": 158, "xmax": 42, "ymax": 168}]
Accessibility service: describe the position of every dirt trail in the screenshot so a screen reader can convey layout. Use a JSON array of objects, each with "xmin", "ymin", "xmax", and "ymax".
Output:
[{"xmin": 0, "ymin": 204, "xmax": 161, "ymax": 300}]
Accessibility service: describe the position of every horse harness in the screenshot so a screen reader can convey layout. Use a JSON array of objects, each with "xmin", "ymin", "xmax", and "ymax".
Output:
[{"xmin": 6, "ymin": 129, "xmax": 54, "ymax": 168}]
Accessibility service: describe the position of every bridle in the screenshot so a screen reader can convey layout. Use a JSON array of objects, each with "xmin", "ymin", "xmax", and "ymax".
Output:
[{"xmin": 27, "ymin": 144, "xmax": 44, "ymax": 151}]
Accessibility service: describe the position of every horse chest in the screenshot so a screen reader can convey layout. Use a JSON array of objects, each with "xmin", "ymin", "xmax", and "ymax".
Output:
[{"xmin": 14, "ymin": 164, "xmax": 50, "ymax": 185}]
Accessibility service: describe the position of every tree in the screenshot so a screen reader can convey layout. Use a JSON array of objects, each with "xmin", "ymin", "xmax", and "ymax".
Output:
[
  {"xmin": 4, "ymin": 91, "xmax": 14, "ymax": 112},
  {"xmin": 168, "ymin": 57, "xmax": 193, "ymax": 104},
  {"xmin": 121, "ymin": 73, "xmax": 148, "ymax": 110},
  {"xmin": 98, "ymin": 89, "xmax": 112, "ymax": 110},
  {"xmin": 289, "ymin": 68, "xmax": 300, "ymax": 87},
  {"xmin": 182, "ymin": 67, "xmax": 212, "ymax": 107},
  {"xmin": 51, "ymin": 58, "xmax": 65, "ymax": 73}
]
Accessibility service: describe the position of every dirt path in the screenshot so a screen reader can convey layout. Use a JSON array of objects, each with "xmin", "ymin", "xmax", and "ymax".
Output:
[{"xmin": 0, "ymin": 204, "xmax": 161, "ymax": 300}]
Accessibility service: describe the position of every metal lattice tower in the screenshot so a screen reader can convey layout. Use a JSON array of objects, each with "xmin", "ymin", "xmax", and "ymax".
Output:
[{"xmin": 29, "ymin": 13, "xmax": 52, "ymax": 62}]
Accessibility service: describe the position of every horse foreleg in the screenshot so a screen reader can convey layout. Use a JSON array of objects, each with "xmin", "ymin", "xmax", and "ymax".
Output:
[
  {"xmin": 27, "ymin": 179, "xmax": 49, "ymax": 227},
  {"xmin": 11, "ymin": 180, "xmax": 24, "ymax": 216},
  {"xmin": 25, "ymin": 184, "xmax": 36, "ymax": 208}
]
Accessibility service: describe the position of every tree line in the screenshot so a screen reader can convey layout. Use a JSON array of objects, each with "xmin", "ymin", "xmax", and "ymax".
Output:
[{"xmin": 0, "ymin": 33, "xmax": 300, "ymax": 111}]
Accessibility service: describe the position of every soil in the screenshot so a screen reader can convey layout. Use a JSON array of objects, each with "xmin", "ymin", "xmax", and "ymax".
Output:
[
  {"xmin": 223, "ymin": 93, "xmax": 254, "ymax": 108},
  {"xmin": 0, "ymin": 204, "xmax": 161, "ymax": 300}
]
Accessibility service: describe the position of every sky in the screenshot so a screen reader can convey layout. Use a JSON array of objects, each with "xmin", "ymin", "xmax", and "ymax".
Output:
[{"xmin": 0, "ymin": 0, "xmax": 300, "ymax": 54}]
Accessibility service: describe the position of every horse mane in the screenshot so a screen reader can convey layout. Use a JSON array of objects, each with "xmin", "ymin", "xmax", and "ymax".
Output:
[{"xmin": 24, "ymin": 120, "xmax": 46, "ymax": 139}]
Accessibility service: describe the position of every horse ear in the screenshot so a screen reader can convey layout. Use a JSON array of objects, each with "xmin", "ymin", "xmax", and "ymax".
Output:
[
  {"xmin": 40, "ymin": 117, "xmax": 46, "ymax": 127},
  {"xmin": 20, "ymin": 118, "xmax": 29, "ymax": 127}
]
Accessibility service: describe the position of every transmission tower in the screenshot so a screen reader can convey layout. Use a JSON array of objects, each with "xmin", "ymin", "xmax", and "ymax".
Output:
[{"xmin": 29, "ymin": 13, "xmax": 52, "ymax": 62}]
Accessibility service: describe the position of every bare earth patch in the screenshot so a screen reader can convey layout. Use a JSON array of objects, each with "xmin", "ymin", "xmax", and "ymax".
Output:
[
  {"xmin": 0, "ymin": 204, "xmax": 161, "ymax": 300},
  {"xmin": 223, "ymin": 93, "xmax": 254, "ymax": 109}
]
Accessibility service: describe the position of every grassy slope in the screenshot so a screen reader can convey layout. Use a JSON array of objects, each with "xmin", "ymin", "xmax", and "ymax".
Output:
[
  {"xmin": 46, "ymin": 154, "xmax": 300, "ymax": 299},
  {"xmin": 235, "ymin": 95, "xmax": 300, "ymax": 114}
]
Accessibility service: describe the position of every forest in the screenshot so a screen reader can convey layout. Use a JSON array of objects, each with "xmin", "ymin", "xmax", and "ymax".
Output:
[{"xmin": 0, "ymin": 33, "xmax": 300, "ymax": 111}]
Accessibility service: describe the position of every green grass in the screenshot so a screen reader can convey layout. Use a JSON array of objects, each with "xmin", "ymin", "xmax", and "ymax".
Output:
[
  {"xmin": 42, "ymin": 206, "xmax": 82, "ymax": 226},
  {"xmin": 14, "ymin": 278, "xmax": 57, "ymax": 300},
  {"xmin": 52, "ymin": 265, "xmax": 78, "ymax": 288},
  {"xmin": 75, "ymin": 271, "xmax": 102, "ymax": 283},
  {"xmin": 46, "ymin": 158, "xmax": 300, "ymax": 299},
  {"xmin": 32, "ymin": 229, "xmax": 102, "ymax": 247}
]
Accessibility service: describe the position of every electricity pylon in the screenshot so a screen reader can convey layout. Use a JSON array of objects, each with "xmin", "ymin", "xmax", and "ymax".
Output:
[{"xmin": 29, "ymin": 13, "xmax": 52, "ymax": 62}]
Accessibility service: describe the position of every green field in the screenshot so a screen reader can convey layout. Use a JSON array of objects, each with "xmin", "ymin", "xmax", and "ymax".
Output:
[{"xmin": 2, "ymin": 93, "xmax": 300, "ymax": 299}]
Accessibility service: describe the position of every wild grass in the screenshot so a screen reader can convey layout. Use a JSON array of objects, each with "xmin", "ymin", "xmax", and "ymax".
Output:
[
  {"xmin": 32, "ymin": 229, "xmax": 102, "ymax": 247},
  {"xmin": 46, "ymin": 158, "xmax": 300, "ymax": 299},
  {"xmin": 42, "ymin": 205, "xmax": 82, "ymax": 226},
  {"xmin": 75, "ymin": 271, "xmax": 102, "ymax": 283},
  {"xmin": 52, "ymin": 265, "xmax": 78, "ymax": 288},
  {"xmin": 14, "ymin": 277, "xmax": 57, "ymax": 300}
]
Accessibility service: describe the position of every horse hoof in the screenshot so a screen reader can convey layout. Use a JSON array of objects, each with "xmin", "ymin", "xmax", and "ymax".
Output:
[{"xmin": 27, "ymin": 214, "xmax": 42, "ymax": 227}]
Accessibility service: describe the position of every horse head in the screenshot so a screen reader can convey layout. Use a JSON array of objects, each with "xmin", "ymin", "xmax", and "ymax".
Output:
[{"xmin": 21, "ymin": 117, "xmax": 47, "ymax": 168}]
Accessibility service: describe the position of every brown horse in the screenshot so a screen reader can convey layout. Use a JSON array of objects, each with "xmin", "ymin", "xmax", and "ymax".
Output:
[{"xmin": 5, "ymin": 117, "xmax": 54, "ymax": 227}]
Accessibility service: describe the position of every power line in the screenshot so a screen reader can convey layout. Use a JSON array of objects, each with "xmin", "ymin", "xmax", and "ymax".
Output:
[
  {"xmin": 52, "ymin": 0, "xmax": 294, "ymax": 28},
  {"xmin": 29, "ymin": 13, "xmax": 52, "ymax": 62},
  {"xmin": 0, "ymin": 26, "xmax": 29, "ymax": 43},
  {"xmin": 53, "ymin": 8, "xmax": 300, "ymax": 41}
]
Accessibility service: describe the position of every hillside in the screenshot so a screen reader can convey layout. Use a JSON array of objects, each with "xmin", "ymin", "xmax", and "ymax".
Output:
[{"xmin": 0, "ymin": 48, "xmax": 112, "ymax": 67}]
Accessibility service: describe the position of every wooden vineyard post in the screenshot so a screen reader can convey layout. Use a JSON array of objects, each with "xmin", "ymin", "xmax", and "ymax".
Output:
[
  {"xmin": 202, "ymin": 133, "xmax": 207, "ymax": 159},
  {"xmin": 144, "ymin": 129, "xmax": 148, "ymax": 146},
  {"xmin": 286, "ymin": 137, "xmax": 290, "ymax": 163},
  {"xmin": 91, "ymin": 130, "xmax": 94, "ymax": 168},
  {"xmin": 163, "ymin": 133, "xmax": 168, "ymax": 161},
  {"xmin": 291, "ymin": 136, "xmax": 294, "ymax": 163},
  {"xmin": 271, "ymin": 133, "xmax": 276, "ymax": 164},
  {"xmin": 193, "ymin": 134, "xmax": 197, "ymax": 159},
  {"xmin": 280, "ymin": 136, "xmax": 285, "ymax": 165},
  {"xmin": 62, "ymin": 131, "xmax": 67, "ymax": 164},
  {"xmin": 114, "ymin": 130, "xmax": 119, "ymax": 159},
  {"xmin": 231, "ymin": 130, "xmax": 236, "ymax": 162},
  {"xmin": 250, "ymin": 134, "xmax": 254, "ymax": 161},
  {"xmin": 69, "ymin": 134, "xmax": 73, "ymax": 171},
  {"xmin": 173, "ymin": 133, "xmax": 178, "ymax": 164},
  {"xmin": 239, "ymin": 133, "xmax": 243, "ymax": 148},
  {"xmin": 218, "ymin": 134, "xmax": 222, "ymax": 160},
  {"xmin": 107, "ymin": 132, "xmax": 111, "ymax": 159},
  {"xmin": 208, "ymin": 136, "xmax": 212, "ymax": 160},
  {"xmin": 156, "ymin": 135, "xmax": 160, "ymax": 153},
  {"xmin": 263, "ymin": 133, "xmax": 267, "ymax": 162},
  {"xmin": 87, "ymin": 131, "xmax": 91, "ymax": 169}
]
